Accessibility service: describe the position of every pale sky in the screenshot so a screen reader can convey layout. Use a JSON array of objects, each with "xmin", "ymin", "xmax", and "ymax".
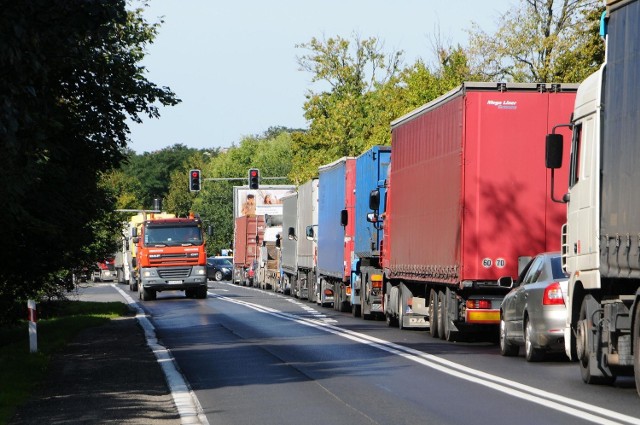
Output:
[{"xmin": 128, "ymin": 0, "xmax": 514, "ymax": 154}]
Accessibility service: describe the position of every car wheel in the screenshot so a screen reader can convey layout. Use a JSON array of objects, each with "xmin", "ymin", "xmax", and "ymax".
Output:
[
  {"xmin": 524, "ymin": 316, "xmax": 544, "ymax": 362},
  {"xmin": 499, "ymin": 315, "xmax": 519, "ymax": 356},
  {"xmin": 215, "ymin": 271, "xmax": 223, "ymax": 281}
]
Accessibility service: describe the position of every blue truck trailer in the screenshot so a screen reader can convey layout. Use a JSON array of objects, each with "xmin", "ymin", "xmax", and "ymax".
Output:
[
  {"xmin": 351, "ymin": 146, "xmax": 391, "ymax": 319},
  {"xmin": 317, "ymin": 157, "xmax": 356, "ymax": 311}
]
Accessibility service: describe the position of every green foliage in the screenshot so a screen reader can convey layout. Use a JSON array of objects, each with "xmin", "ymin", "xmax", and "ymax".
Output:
[
  {"xmin": 290, "ymin": 35, "xmax": 403, "ymax": 183},
  {"xmin": 466, "ymin": 0, "xmax": 603, "ymax": 82},
  {"xmin": 121, "ymin": 144, "xmax": 201, "ymax": 209},
  {"xmin": 0, "ymin": 0, "xmax": 179, "ymax": 304},
  {"xmin": 196, "ymin": 131, "xmax": 295, "ymax": 256}
]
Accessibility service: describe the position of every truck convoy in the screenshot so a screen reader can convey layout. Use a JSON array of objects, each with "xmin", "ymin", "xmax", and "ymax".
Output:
[
  {"xmin": 545, "ymin": 0, "xmax": 640, "ymax": 392},
  {"xmin": 350, "ymin": 146, "xmax": 391, "ymax": 319},
  {"xmin": 281, "ymin": 179, "xmax": 319, "ymax": 300},
  {"xmin": 131, "ymin": 212, "xmax": 208, "ymax": 300},
  {"xmin": 372, "ymin": 82, "xmax": 577, "ymax": 339},
  {"xmin": 317, "ymin": 157, "xmax": 356, "ymax": 311}
]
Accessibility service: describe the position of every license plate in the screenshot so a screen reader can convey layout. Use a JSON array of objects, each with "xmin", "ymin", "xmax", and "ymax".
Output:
[{"xmin": 168, "ymin": 280, "xmax": 182, "ymax": 285}]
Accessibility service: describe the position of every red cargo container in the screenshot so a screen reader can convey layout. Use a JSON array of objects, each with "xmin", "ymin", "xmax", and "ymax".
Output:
[
  {"xmin": 379, "ymin": 82, "xmax": 577, "ymax": 339},
  {"xmin": 232, "ymin": 215, "xmax": 265, "ymax": 286}
]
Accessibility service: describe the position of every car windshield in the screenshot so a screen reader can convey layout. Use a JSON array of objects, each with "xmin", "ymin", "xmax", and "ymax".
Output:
[
  {"xmin": 550, "ymin": 256, "xmax": 568, "ymax": 279},
  {"xmin": 214, "ymin": 259, "xmax": 232, "ymax": 266},
  {"xmin": 144, "ymin": 225, "xmax": 203, "ymax": 246}
]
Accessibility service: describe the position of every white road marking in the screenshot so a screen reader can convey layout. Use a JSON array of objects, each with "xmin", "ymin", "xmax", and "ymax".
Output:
[
  {"xmin": 112, "ymin": 285, "xmax": 209, "ymax": 425},
  {"xmin": 213, "ymin": 292, "xmax": 640, "ymax": 425}
]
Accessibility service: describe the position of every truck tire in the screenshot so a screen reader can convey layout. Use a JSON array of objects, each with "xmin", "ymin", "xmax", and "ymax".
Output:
[
  {"xmin": 578, "ymin": 295, "xmax": 614, "ymax": 384},
  {"xmin": 398, "ymin": 288, "xmax": 405, "ymax": 330},
  {"xmin": 195, "ymin": 286, "xmax": 208, "ymax": 299},
  {"xmin": 141, "ymin": 287, "xmax": 156, "ymax": 301},
  {"xmin": 429, "ymin": 289, "xmax": 439, "ymax": 338},
  {"xmin": 634, "ymin": 303, "xmax": 640, "ymax": 397},
  {"xmin": 437, "ymin": 291, "xmax": 446, "ymax": 339}
]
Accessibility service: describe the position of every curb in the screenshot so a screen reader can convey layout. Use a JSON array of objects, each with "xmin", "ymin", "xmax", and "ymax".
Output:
[{"xmin": 112, "ymin": 285, "xmax": 209, "ymax": 425}]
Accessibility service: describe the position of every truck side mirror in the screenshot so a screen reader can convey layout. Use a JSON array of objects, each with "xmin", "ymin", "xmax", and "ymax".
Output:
[
  {"xmin": 132, "ymin": 237, "xmax": 139, "ymax": 244},
  {"xmin": 369, "ymin": 189, "xmax": 380, "ymax": 211},
  {"xmin": 305, "ymin": 225, "xmax": 315, "ymax": 240},
  {"xmin": 545, "ymin": 134, "xmax": 564, "ymax": 169},
  {"xmin": 340, "ymin": 209, "xmax": 348, "ymax": 227},
  {"xmin": 131, "ymin": 227, "xmax": 137, "ymax": 238},
  {"xmin": 287, "ymin": 226, "xmax": 296, "ymax": 240}
]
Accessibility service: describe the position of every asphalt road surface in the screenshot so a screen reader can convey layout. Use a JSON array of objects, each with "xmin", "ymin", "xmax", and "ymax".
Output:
[{"xmin": 136, "ymin": 281, "xmax": 640, "ymax": 425}]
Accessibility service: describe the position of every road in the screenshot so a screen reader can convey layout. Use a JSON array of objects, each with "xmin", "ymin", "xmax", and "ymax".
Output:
[{"xmin": 136, "ymin": 281, "xmax": 640, "ymax": 425}]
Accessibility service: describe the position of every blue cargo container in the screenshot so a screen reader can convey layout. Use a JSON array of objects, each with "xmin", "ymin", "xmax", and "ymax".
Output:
[
  {"xmin": 351, "ymin": 146, "xmax": 391, "ymax": 319},
  {"xmin": 317, "ymin": 157, "xmax": 355, "ymax": 311}
]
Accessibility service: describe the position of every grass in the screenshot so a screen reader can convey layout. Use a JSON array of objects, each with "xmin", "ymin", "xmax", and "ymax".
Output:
[{"xmin": 0, "ymin": 300, "xmax": 129, "ymax": 425}]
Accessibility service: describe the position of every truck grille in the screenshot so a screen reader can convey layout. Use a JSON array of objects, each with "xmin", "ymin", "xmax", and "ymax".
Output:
[{"xmin": 158, "ymin": 268, "xmax": 191, "ymax": 279}]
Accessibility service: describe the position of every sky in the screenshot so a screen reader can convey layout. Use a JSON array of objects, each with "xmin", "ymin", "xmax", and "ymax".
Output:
[{"xmin": 128, "ymin": 0, "xmax": 514, "ymax": 154}]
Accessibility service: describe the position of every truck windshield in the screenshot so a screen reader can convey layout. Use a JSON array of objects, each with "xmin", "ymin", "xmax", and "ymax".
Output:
[{"xmin": 144, "ymin": 225, "xmax": 203, "ymax": 246}]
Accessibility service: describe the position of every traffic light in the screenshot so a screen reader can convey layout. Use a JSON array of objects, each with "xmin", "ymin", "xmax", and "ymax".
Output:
[
  {"xmin": 248, "ymin": 168, "xmax": 260, "ymax": 189},
  {"xmin": 189, "ymin": 169, "xmax": 201, "ymax": 192}
]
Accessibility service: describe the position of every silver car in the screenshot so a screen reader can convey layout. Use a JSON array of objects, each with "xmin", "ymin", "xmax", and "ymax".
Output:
[{"xmin": 499, "ymin": 252, "xmax": 569, "ymax": 361}]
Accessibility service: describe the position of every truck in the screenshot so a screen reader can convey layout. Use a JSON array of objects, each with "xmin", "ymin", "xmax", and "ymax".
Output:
[
  {"xmin": 232, "ymin": 185, "xmax": 295, "ymax": 287},
  {"xmin": 281, "ymin": 179, "xmax": 319, "ymax": 300},
  {"xmin": 544, "ymin": 0, "xmax": 640, "ymax": 391},
  {"xmin": 351, "ymin": 146, "xmax": 391, "ymax": 319},
  {"xmin": 132, "ymin": 212, "xmax": 208, "ymax": 300},
  {"xmin": 118, "ymin": 212, "xmax": 175, "ymax": 292},
  {"xmin": 370, "ymin": 82, "xmax": 577, "ymax": 340},
  {"xmin": 317, "ymin": 157, "xmax": 356, "ymax": 311},
  {"xmin": 255, "ymin": 214, "xmax": 283, "ymax": 291},
  {"xmin": 232, "ymin": 215, "xmax": 265, "ymax": 286}
]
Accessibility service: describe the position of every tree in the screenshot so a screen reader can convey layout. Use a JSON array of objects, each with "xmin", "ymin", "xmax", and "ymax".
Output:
[
  {"xmin": 121, "ymin": 144, "xmax": 202, "ymax": 209},
  {"xmin": 290, "ymin": 35, "xmax": 403, "ymax": 183},
  {"xmin": 195, "ymin": 131, "xmax": 295, "ymax": 256},
  {"xmin": 0, "ymin": 0, "xmax": 179, "ymax": 308},
  {"xmin": 466, "ymin": 0, "xmax": 604, "ymax": 82}
]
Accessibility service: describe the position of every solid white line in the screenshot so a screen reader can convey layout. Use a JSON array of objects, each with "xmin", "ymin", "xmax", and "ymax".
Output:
[
  {"xmin": 112, "ymin": 285, "xmax": 209, "ymax": 425},
  {"xmin": 213, "ymin": 293, "xmax": 640, "ymax": 425}
]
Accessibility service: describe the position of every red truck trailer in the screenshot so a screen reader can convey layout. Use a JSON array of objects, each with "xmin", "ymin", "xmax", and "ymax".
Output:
[
  {"xmin": 373, "ymin": 82, "xmax": 577, "ymax": 340},
  {"xmin": 232, "ymin": 215, "xmax": 265, "ymax": 286}
]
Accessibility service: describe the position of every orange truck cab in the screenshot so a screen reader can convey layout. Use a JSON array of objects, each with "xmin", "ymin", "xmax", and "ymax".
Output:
[{"xmin": 133, "ymin": 213, "xmax": 208, "ymax": 301}]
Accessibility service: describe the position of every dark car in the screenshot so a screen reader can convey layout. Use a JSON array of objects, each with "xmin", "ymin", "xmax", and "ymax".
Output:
[
  {"xmin": 499, "ymin": 251, "xmax": 569, "ymax": 361},
  {"xmin": 207, "ymin": 256, "xmax": 233, "ymax": 281}
]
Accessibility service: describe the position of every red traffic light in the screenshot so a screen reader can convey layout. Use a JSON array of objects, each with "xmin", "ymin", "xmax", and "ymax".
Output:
[
  {"xmin": 189, "ymin": 169, "xmax": 201, "ymax": 192},
  {"xmin": 248, "ymin": 168, "xmax": 260, "ymax": 189}
]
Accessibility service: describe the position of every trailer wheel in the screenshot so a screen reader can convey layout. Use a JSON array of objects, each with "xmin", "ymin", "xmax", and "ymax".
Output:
[
  {"xmin": 398, "ymin": 288, "xmax": 405, "ymax": 330},
  {"xmin": 437, "ymin": 291, "xmax": 446, "ymax": 339},
  {"xmin": 429, "ymin": 289, "xmax": 439, "ymax": 338}
]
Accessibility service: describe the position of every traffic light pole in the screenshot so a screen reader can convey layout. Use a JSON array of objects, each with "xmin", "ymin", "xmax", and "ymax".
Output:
[{"xmin": 201, "ymin": 177, "xmax": 288, "ymax": 182}]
